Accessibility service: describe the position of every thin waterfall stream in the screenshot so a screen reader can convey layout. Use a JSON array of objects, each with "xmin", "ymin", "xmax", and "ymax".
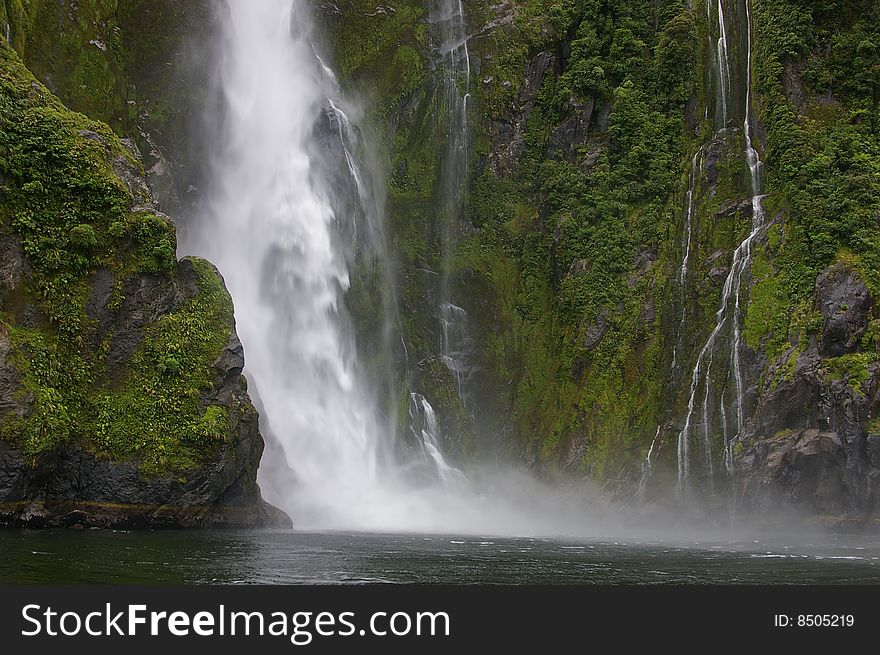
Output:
[
  {"xmin": 676, "ymin": 0, "xmax": 766, "ymax": 494},
  {"xmin": 431, "ymin": 0, "xmax": 475, "ymax": 409}
]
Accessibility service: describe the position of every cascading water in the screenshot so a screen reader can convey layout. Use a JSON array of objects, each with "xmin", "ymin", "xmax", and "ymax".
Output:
[
  {"xmin": 714, "ymin": 0, "xmax": 733, "ymax": 130},
  {"xmin": 677, "ymin": 0, "xmax": 766, "ymax": 493},
  {"xmin": 184, "ymin": 0, "xmax": 600, "ymax": 534},
  {"xmin": 430, "ymin": 0, "xmax": 476, "ymax": 408},
  {"xmin": 178, "ymin": 0, "xmax": 628, "ymax": 536},
  {"xmin": 636, "ymin": 426, "xmax": 661, "ymax": 501},
  {"xmin": 187, "ymin": 0, "xmax": 390, "ymax": 527},
  {"xmin": 409, "ymin": 393, "xmax": 465, "ymax": 485},
  {"xmin": 670, "ymin": 149, "xmax": 703, "ymax": 375}
]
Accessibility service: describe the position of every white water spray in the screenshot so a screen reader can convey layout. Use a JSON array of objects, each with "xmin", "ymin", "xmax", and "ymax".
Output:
[{"xmin": 186, "ymin": 1, "xmax": 393, "ymax": 528}]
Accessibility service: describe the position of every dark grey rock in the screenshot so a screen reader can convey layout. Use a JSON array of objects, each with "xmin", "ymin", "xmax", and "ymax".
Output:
[
  {"xmin": 735, "ymin": 334, "xmax": 880, "ymax": 522},
  {"xmin": 0, "ymin": 236, "xmax": 25, "ymax": 305},
  {"xmin": 595, "ymin": 100, "xmax": 613, "ymax": 133},
  {"xmin": 583, "ymin": 312, "xmax": 610, "ymax": 351},
  {"xmin": 703, "ymin": 138, "xmax": 727, "ymax": 187},
  {"xmin": 715, "ymin": 197, "xmax": 754, "ymax": 221},
  {"xmin": 816, "ymin": 263, "xmax": 871, "ymax": 357},
  {"xmin": 706, "ymin": 249, "xmax": 726, "ymax": 266},
  {"xmin": 487, "ymin": 51, "xmax": 555, "ymax": 175},
  {"xmin": 737, "ymin": 429, "xmax": 848, "ymax": 515},
  {"xmin": 641, "ymin": 298, "xmax": 656, "ymax": 325},
  {"xmin": 0, "ymin": 136, "xmax": 286, "ymax": 529},
  {"xmin": 0, "ymin": 303, "xmax": 289, "ymax": 528},
  {"xmin": 85, "ymin": 268, "xmax": 116, "ymax": 339},
  {"xmin": 548, "ymin": 96, "xmax": 594, "ymax": 161},
  {"xmin": 709, "ymin": 266, "xmax": 729, "ymax": 285},
  {"xmin": 560, "ymin": 430, "xmax": 587, "ymax": 471}
]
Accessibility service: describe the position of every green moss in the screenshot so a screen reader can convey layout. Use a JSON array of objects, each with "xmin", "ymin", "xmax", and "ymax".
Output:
[
  {"xmin": 821, "ymin": 351, "xmax": 878, "ymax": 395},
  {"xmin": 457, "ymin": 1, "xmax": 694, "ymax": 474},
  {"xmin": 0, "ymin": 0, "xmax": 26, "ymax": 52},
  {"xmin": 0, "ymin": 42, "xmax": 132, "ymax": 336},
  {"xmin": 321, "ymin": 1, "xmax": 425, "ymax": 90},
  {"xmin": 301, "ymin": 0, "xmax": 880, "ymax": 483},
  {"xmin": 751, "ymin": 0, "xmax": 880, "ymax": 299},
  {"xmin": 766, "ymin": 346, "xmax": 800, "ymax": 392},
  {"xmin": 0, "ymin": 42, "xmax": 238, "ymax": 476},
  {"xmin": 92, "ymin": 258, "xmax": 233, "ymax": 476},
  {"xmin": 743, "ymin": 246, "xmax": 789, "ymax": 358}
]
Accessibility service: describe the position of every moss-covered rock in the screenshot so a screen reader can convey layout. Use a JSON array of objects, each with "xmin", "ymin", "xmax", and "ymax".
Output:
[{"xmin": 0, "ymin": 42, "xmax": 286, "ymax": 528}]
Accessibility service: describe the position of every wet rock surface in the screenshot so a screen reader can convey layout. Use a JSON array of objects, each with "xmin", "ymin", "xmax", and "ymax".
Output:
[
  {"xmin": 735, "ymin": 265, "xmax": 879, "ymax": 523},
  {"xmin": 816, "ymin": 263, "xmax": 871, "ymax": 357},
  {"xmin": 486, "ymin": 51, "xmax": 556, "ymax": 175},
  {"xmin": 0, "ymin": 265, "xmax": 289, "ymax": 528}
]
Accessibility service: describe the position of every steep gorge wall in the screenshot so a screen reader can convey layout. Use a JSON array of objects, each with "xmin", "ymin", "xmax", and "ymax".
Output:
[
  {"xmin": 5, "ymin": 0, "xmax": 879, "ymax": 524},
  {"xmin": 322, "ymin": 0, "xmax": 880, "ymax": 522}
]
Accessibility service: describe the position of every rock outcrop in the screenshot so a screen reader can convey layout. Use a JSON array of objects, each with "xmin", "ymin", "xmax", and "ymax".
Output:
[
  {"xmin": 735, "ymin": 265, "xmax": 880, "ymax": 524},
  {"xmin": 0, "ymin": 43, "xmax": 288, "ymax": 529}
]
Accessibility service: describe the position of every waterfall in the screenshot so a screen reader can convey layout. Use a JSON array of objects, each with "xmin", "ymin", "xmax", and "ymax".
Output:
[
  {"xmin": 186, "ymin": 1, "xmax": 381, "ymax": 527},
  {"xmin": 175, "ymin": 0, "xmax": 417, "ymax": 528},
  {"xmin": 670, "ymin": 149, "xmax": 703, "ymax": 374},
  {"xmin": 677, "ymin": 0, "xmax": 765, "ymax": 492},
  {"xmin": 714, "ymin": 0, "xmax": 732, "ymax": 129},
  {"xmin": 731, "ymin": 0, "xmax": 766, "ymax": 472},
  {"xmin": 409, "ymin": 393, "xmax": 466, "ymax": 485},
  {"xmin": 179, "ymin": 0, "xmax": 623, "ymax": 536},
  {"xmin": 430, "ymin": 0, "xmax": 475, "ymax": 408},
  {"xmin": 636, "ymin": 426, "xmax": 661, "ymax": 501}
]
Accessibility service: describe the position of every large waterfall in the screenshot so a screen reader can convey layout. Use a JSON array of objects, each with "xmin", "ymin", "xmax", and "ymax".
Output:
[
  {"xmin": 185, "ymin": 0, "xmax": 395, "ymax": 528},
  {"xmin": 181, "ymin": 0, "xmax": 609, "ymax": 535}
]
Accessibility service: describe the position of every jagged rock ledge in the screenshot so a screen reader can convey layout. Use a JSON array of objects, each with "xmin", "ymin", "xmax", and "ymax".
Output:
[{"xmin": 0, "ymin": 500, "xmax": 289, "ymax": 529}]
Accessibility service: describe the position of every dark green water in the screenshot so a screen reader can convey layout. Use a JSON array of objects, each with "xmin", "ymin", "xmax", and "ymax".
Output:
[{"xmin": 2, "ymin": 529, "xmax": 880, "ymax": 584}]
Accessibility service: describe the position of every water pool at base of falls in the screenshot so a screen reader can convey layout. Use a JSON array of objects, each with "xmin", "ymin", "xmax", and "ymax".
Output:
[{"xmin": 3, "ymin": 530, "xmax": 880, "ymax": 584}]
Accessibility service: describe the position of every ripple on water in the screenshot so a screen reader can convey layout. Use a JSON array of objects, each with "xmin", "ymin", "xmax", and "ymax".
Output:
[{"xmin": 3, "ymin": 530, "xmax": 880, "ymax": 584}]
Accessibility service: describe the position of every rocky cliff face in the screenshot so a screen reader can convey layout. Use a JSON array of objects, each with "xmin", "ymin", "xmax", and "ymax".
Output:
[
  {"xmin": 736, "ymin": 264, "xmax": 880, "ymax": 523},
  {"xmin": 0, "ymin": 42, "xmax": 287, "ymax": 528},
  {"xmin": 4, "ymin": 0, "xmax": 878, "ymax": 527},
  {"xmin": 321, "ymin": 1, "xmax": 880, "ymax": 524}
]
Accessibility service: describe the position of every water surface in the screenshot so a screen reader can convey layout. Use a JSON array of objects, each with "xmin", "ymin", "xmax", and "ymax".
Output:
[{"xmin": 2, "ymin": 529, "xmax": 879, "ymax": 584}]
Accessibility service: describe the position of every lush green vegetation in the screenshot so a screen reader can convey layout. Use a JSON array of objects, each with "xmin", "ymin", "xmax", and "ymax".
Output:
[
  {"xmin": 746, "ymin": 0, "xmax": 880, "ymax": 381},
  {"xmin": 4, "ymin": 0, "xmax": 877, "ymax": 488},
  {"xmin": 450, "ymin": 0, "xmax": 879, "ymax": 479},
  {"xmin": 457, "ymin": 1, "xmax": 700, "ymax": 473},
  {"xmin": 0, "ymin": 43, "xmax": 235, "ymax": 474},
  {"xmin": 12, "ymin": 0, "xmax": 208, "ymax": 135}
]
